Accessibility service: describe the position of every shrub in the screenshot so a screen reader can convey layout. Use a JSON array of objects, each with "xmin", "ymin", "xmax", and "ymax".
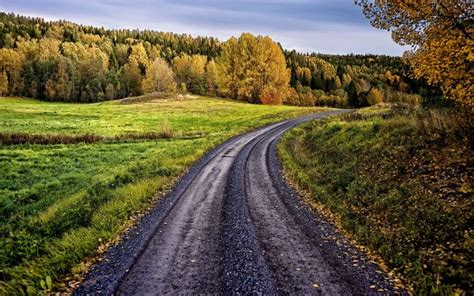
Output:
[
  {"xmin": 315, "ymin": 95, "xmax": 348, "ymax": 108},
  {"xmin": 260, "ymin": 85, "xmax": 285, "ymax": 105},
  {"xmin": 384, "ymin": 89, "xmax": 421, "ymax": 106},
  {"xmin": 367, "ymin": 88, "xmax": 384, "ymax": 105}
]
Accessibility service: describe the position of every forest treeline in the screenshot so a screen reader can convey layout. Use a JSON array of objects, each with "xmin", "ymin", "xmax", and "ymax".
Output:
[{"xmin": 0, "ymin": 12, "xmax": 435, "ymax": 107}]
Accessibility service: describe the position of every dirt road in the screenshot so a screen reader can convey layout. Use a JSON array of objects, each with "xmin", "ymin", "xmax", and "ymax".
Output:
[{"xmin": 75, "ymin": 111, "xmax": 402, "ymax": 295}]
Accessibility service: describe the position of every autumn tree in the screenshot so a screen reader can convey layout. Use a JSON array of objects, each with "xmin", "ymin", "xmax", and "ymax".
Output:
[
  {"xmin": 296, "ymin": 67, "xmax": 312, "ymax": 86},
  {"xmin": 114, "ymin": 44, "xmax": 130, "ymax": 68},
  {"xmin": 356, "ymin": 0, "xmax": 473, "ymax": 109},
  {"xmin": 217, "ymin": 33, "xmax": 290, "ymax": 104},
  {"xmin": 142, "ymin": 57, "xmax": 177, "ymax": 93},
  {"xmin": 129, "ymin": 43, "xmax": 149, "ymax": 75},
  {"xmin": 367, "ymin": 87, "xmax": 384, "ymax": 105},
  {"xmin": 123, "ymin": 60, "xmax": 142, "ymax": 97},
  {"xmin": 0, "ymin": 70, "xmax": 8, "ymax": 96},
  {"xmin": 21, "ymin": 38, "xmax": 62, "ymax": 100},
  {"xmin": 149, "ymin": 45, "xmax": 161, "ymax": 61},
  {"xmin": 188, "ymin": 55, "xmax": 207, "ymax": 95},
  {"xmin": 0, "ymin": 48, "xmax": 23, "ymax": 96},
  {"xmin": 78, "ymin": 46, "xmax": 109, "ymax": 102},
  {"xmin": 204, "ymin": 60, "xmax": 218, "ymax": 96},
  {"xmin": 172, "ymin": 54, "xmax": 207, "ymax": 95},
  {"xmin": 45, "ymin": 58, "xmax": 73, "ymax": 101},
  {"xmin": 284, "ymin": 87, "xmax": 300, "ymax": 106},
  {"xmin": 260, "ymin": 85, "xmax": 284, "ymax": 105},
  {"xmin": 172, "ymin": 55, "xmax": 191, "ymax": 86},
  {"xmin": 298, "ymin": 91, "xmax": 316, "ymax": 107}
]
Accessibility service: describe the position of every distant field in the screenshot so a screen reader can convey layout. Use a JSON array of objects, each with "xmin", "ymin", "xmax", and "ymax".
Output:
[{"xmin": 0, "ymin": 95, "xmax": 322, "ymax": 294}]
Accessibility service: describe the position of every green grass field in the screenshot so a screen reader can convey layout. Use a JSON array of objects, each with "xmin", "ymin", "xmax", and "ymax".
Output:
[
  {"xmin": 279, "ymin": 106, "xmax": 473, "ymax": 294},
  {"xmin": 0, "ymin": 95, "xmax": 323, "ymax": 294}
]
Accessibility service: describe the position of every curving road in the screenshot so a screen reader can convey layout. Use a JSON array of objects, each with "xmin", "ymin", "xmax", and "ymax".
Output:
[{"xmin": 75, "ymin": 111, "xmax": 402, "ymax": 295}]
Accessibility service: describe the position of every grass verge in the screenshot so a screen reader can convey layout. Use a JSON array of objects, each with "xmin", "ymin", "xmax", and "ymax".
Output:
[{"xmin": 279, "ymin": 105, "xmax": 473, "ymax": 295}]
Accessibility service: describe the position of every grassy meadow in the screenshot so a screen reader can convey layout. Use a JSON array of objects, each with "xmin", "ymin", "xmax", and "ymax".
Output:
[
  {"xmin": 279, "ymin": 105, "xmax": 473, "ymax": 294},
  {"xmin": 0, "ymin": 95, "xmax": 323, "ymax": 294}
]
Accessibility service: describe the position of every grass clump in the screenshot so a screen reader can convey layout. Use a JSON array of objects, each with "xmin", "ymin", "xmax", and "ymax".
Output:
[{"xmin": 279, "ymin": 105, "xmax": 473, "ymax": 295}]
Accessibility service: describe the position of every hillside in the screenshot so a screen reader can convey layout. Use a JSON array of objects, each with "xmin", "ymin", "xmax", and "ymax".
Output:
[
  {"xmin": 0, "ymin": 12, "xmax": 427, "ymax": 107},
  {"xmin": 279, "ymin": 106, "xmax": 473, "ymax": 294}
]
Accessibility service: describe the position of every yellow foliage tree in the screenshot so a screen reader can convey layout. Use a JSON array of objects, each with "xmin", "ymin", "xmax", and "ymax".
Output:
[
  {"xmin": 367, "ymin": 88, "xmax": 384, "ymax": 105},
  {"xmin": 296, "ymin": 67, "xmax": 312, "ymax": 85},
  {"xmin": 204, "ymin": 60, "xmax": 218, "ymax": 96},
  {"xmin": 260, "ymin": 85, "xmax": 285, "ymax": 105},
  {"xmin": 0, "ymin": 48, "xmax": 25, "ymax": 95},
  {"xmin": 128, "ymin": 43, "xmax": 149, "ymax": 74},
  {"xmin": 172, "ymin": 54, "xmax": 207, "ymax": 94},
  {"xmin": 217, "ymin": 33, "xmax": 290, "ymax": 104},
  {"xmin": 44, "ymin": 58, "xmax": 72, "ymax": 101},
  {"xmin": 142, "ymin": 58, "xmax": 177, "ymax": 94},
  {"xmin": 299, "ymin": 91, "xmax": 316, "ymax": 107},
  {"xmin": 123, "ymin": 60, "xmax": 143, "ymax": 97},
  {"xmin": 123, "ymin": 44, "xmax": 147, "ymax": 96},
  {"xmin": 356, "ymin": 0, "xmax": 473, "ymax": 109},
  {"xmin": 0, "ymin": 70, "xmax": 8, "ymax": 96},
  {"xmin": 284, "ymin": 87, "xmax": 300, "ymax": 106}
]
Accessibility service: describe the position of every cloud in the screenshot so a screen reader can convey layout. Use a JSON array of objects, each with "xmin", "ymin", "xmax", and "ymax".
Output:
[{"xmin": 1, "ymin": 0, "xmax": 408, "ymax": 55}]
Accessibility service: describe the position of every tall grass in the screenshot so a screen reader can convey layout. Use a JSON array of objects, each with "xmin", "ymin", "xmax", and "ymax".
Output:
[{"xmin": 279, "ymin": 105, "xmax": 473, "ymax": 294}]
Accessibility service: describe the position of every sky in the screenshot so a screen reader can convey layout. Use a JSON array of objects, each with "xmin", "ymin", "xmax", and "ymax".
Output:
[{"xmin": 1, "ymin": 0, "xmax": 409, "ymax": 55}]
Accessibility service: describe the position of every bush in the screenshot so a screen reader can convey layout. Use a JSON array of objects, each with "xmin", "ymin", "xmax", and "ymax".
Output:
[
  {"xmin": 367, "ymin": 88, "xmax": 384, "ymax": 105},
  {"xmin": 315, "ymin": 95, "xmax": 348, "ymax": 108},
  {"xmin": 260, "ymin": 85, "xmax": 285, "ymax": 105},
  {"xmin": 384, "ymin": 89, "xmax": 421, "ymax": 105},
  {"xmin": 298, "ymin": 91, "xmax": 316, "ymax": 106}
]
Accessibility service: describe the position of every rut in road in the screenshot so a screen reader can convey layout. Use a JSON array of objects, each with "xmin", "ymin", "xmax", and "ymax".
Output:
[{"xmin": 75, "ymin": 111, "xmax": 403, "ymax": 295}]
